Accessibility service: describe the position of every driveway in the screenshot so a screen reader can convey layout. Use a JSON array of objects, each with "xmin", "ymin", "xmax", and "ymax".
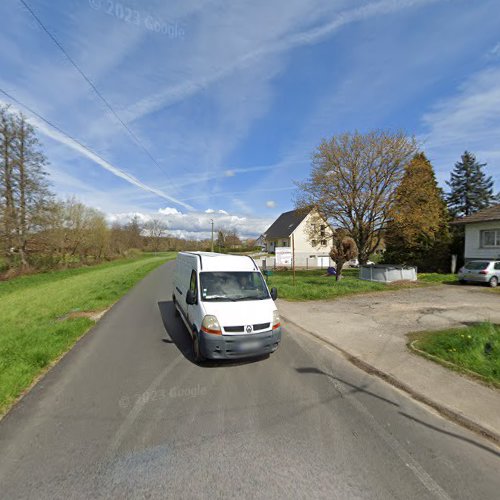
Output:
[{"xmin": 278, "ymin": 284, "xmax": 500, "ymax": 442}]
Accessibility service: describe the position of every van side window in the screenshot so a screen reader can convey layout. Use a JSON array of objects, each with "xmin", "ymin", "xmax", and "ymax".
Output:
[{"xmin": 189, "ymin": 270, "xmax": 198, "ymax": 301}]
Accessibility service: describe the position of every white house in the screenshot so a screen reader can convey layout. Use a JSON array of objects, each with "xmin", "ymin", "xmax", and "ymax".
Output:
[
  {"xmin": 455, "ymin": 204, "xmax": 500, "ymax": 260},
  {"xmin": 262, "ymin": 208, "xmax": 334, "ymax": 267}
]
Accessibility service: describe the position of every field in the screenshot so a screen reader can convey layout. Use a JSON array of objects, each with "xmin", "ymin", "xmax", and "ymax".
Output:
[
  {"xmin": 410, "ymin": 323, "xmax": 500, "ymax": 386},
  {"xmin": 0, "ymin": 253, "xmax": 176, "ymax": 415}
]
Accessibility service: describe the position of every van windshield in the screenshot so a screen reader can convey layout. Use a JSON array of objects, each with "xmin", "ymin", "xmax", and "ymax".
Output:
[{"xmin": 200, "ymin": 271, "xmax": 270, "ymax": 301}]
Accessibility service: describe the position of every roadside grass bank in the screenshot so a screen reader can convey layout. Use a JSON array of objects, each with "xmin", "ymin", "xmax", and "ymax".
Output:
[
  {"xmin": 267, "ymin": 268, "xmax": 456, "ymax": 301},
  {"xmin": 0, "ymin": 253, "xmax": 176, "ymax": 415},
  {"xmin": 409, "ymin": 323, "xmax": 500, "ymax": 387}
]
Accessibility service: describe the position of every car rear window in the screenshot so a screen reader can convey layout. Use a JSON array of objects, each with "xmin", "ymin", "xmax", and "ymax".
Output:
[{"xmin": 465, "ymin": 261, "xmax": 489, "ymax": 270}]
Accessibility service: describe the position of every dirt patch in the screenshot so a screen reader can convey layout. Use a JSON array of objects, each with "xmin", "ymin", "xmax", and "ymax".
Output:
[
  {"xmin": 57, "ymin": 309, "xmax": 109, "ymax": 322},
  {"xmin": 387, "ymin": 279, "xmax": 421, "ymax": 287}
]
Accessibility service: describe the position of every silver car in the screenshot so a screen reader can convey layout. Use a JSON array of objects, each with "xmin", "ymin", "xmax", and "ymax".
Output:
[{"xmin": 458, "ymin": 260, "xmax": 500, "ymax": 287}]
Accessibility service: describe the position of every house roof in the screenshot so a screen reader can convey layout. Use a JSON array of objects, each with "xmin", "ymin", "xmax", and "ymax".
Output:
[
  {"xmin": 453, "ymin": 204, "xmax": 500, "ymax": 224},
  {"xmin": 264, "ymin": 209, "xmax": 309, "ymax": 239}
]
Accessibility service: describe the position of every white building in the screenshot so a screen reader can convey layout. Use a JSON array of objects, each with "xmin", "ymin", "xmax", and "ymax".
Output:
[
  {"xmin": 456, "ymin": 204, "xmax": 500, "ymax": 260},
  {"xmin": 262, "ymin": 209, "xmax": 334, "ymax": 267}
]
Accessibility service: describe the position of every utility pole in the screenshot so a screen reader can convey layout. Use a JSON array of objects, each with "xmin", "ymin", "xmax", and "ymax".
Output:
[{"xmin": 210, "ymin": 219, "xmax": 214, "ymax": 252}]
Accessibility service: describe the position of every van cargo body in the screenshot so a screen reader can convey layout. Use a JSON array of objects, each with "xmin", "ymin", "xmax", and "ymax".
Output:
[{"xmin": 173, "ymin": 252, "xmax": 281, "ymax": 361}]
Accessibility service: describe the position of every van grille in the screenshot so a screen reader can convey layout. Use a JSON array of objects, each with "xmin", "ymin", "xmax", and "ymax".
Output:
[
  {"xmin": 224, "ymin": 326, "xmax": 244, "ymax": 333},
  {"xmin": 223, "ymin": 323, "xmax": 270, "ymax": 333},
  {"xmin": 253, "ymin": 322, "xmax": 270, "ymax": 331}
]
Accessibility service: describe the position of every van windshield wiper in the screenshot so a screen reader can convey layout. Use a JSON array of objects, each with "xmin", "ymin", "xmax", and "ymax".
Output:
[{"xmin": 231, "ymin": 296, "xmax": 268, "ymax": 301}]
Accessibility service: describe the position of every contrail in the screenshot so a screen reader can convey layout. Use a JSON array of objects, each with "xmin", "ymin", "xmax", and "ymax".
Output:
[{"xmin": 0, "ymin": 89, "xmax": 194, "ymax": 210}]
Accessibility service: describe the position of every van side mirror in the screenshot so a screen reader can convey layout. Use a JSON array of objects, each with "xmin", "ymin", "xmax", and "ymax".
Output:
[
  {"xmin": 186, "ymin": 289, "xmax": 196, "ymax": 305},
  {"xmin": 270, "ymin": 287, "xmax": 278, "ymax": 301}
]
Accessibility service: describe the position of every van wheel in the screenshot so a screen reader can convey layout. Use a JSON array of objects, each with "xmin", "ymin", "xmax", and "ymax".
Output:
[
  {"xmin": 459, "ymin": 279, "xmax": 466, "ymax": 285},
  {"xmin": 489, "ymin": 276, "xmax": 498, "ymax": 288},
  {"xmin": 193, "ymin": 330, "xmax": 205, "ymax": 364}
]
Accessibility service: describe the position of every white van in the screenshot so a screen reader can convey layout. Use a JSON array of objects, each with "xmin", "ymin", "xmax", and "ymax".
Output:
[{"xmin": 173, "ymin": 252, "xmax": 281, "ymax": 362}]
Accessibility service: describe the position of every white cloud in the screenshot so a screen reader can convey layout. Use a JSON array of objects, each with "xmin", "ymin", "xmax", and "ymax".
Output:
[
  {"xmin": 420, "ymin": 66, "xmax": 500, "ymax": 184},
  {"xmin": 108, "ymin": 207, "xmax": 273, "ymax": 239},
  {"xmin": 159, "ymin": 207, "xmax": 181, "ymax": 215},
  {"xmin": 487, "ymin": 42, "xmax": 500, "ymax": 59},
  {"xmin": 266, "ymin": 200, "xmax": 276, "ymax": 208}
]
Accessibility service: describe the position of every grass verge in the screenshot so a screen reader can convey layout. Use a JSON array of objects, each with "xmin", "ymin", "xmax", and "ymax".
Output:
[
  {"xmin": 409, "ymin": 323, "xmax": 500, "ymax": 387},
  {"xmin": 0, "ymin": 253, "xmax": 176, "ymax": 415},
  {"xmin": 267, "ymin": 268, "xmax": 396, "ymax": 300},
  {"xmin": 266, "ymin": 268, "xmax": 455, "ymax": 301}
]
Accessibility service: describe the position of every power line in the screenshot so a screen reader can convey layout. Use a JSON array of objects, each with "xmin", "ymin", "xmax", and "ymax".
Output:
[
  {"xmin": 19, "ymin": 0, "xmax": 174, "ymax": 183},
  {"xmin": 0, "ymin": 86, "xmax": 193, "ymax": 209}
]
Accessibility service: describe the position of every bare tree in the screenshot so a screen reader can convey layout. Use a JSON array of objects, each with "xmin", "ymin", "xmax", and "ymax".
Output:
[
  {"xmin": 0, "ymin": 106, "xmax": 16, "ymax": 264},
  {"xmin": 296, "ymin": 130, "xmax": 417, "ymax": 263},
  {"xmin": 144, "ymin": 218, "xmax": 167, "ymax": 252},
  {"xmin": 329, "ymin": 229, "xmax": 358, "ymax": 281},
  {"xmin": 0, "ymin": 107, "xmax": 52, "ymax": 269}
]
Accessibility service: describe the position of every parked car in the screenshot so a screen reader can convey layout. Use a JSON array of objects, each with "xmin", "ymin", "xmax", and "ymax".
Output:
[
  {"xmin": 173, "ymin": 252, "xmax": 282, "ymax": 362},
  {"xmin": 458, "ymin": 260, "xmax": 500, "ymax": 287}
]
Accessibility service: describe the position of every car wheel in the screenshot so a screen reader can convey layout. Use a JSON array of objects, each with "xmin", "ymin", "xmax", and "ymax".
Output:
[
  {"xmin": 193, "ymin": 330, "xmax": 205, "ymax": 364},
  {"xmin": 459, "ymin": 279, "xmax": 466, "ymax": 285},
  {"xmin": 489, "ymin": 276, "xmax": 498, "ymax": 288}
]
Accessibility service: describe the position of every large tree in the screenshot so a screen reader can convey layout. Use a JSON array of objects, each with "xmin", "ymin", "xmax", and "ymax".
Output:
[
  {"xmin": 446, "ymin": 151, "xmax": 498, "ymax": 217},
  {"xmin": 383, "ymin": 153, "xmax": 450, "ymax": 272},
  {"xmin": 0, "ymin": 106, "xmax": 52, "ymax": 268},
  {"xmin": 296, "ymin": 130, "xmax": 417, "ymax": 263}
]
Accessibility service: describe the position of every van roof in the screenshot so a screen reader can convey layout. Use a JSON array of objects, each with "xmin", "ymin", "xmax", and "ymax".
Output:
[{"xmin": 179, "ymin": 252, "xmax": 258, "ymax": 272}]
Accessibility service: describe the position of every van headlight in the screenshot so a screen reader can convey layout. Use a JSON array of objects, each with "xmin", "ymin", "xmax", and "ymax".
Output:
[
  {"xmin": 201, "ymin": 315, "xmax": 222, "ymax": 335},
  {"xmin": 272, "ymin": 310, "xmax": 281, "ymax": 330}
]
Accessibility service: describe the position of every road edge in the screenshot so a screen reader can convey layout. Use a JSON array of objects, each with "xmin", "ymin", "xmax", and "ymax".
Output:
[{"xmin": 282, "ymin": 316, "xmax": 500, "ymax": 447}]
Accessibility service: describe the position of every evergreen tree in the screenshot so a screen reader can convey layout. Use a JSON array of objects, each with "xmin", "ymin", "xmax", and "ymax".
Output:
[
  {"xmin": 446, "ymin": 151, "xmax": 498, "ymax": 217},
  {"xmin": 384, "ymin": 153, "xmax": 451, "ymax": 272}
]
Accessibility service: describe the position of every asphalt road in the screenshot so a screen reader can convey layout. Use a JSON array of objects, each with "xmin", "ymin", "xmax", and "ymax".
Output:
[{"xmin": 0, "ymin": 261, "xmax": 499, "ymax": 499}]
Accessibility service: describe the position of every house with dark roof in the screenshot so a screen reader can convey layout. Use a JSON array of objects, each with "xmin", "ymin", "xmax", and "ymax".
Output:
[
  {"xmin": 454, "ymin": 204, "xmax": 500, "ymax": 260},
  {"xmin": 262, "ymin": 208, "xmax": 333, "ymax": 265}
]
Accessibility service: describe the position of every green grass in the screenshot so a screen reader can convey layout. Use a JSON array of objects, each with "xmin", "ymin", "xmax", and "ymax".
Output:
[
  {"xmin": 267, "ymin": 268, "xmax": 484, "ymax": 301},
  {"xmin": 418, "ymin": 272, "xmax": 457, "ymax": 284},
  {"xmin": 410, "ymin": 323, "xmax": 500, "ymax": 385},
  {"xmin": 267, "ymin": 268, "xmax": 389, "ymax": 301},
  {"xmin": 0, "ymin": 252, "xmax": 176, "ymax": 414}
]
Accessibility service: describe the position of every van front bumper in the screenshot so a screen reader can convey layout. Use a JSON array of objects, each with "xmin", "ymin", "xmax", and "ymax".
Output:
[{"xmin": 199, "ymin": 328, "xmax": 282, "ymax": 359}]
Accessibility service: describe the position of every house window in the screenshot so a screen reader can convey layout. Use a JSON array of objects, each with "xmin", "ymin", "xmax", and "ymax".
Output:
[
  {"xmin": 481, "ymin": 229, "xmax": 500, "ymax": 248},
  {"xmin": 312, "ymin": 240, "xmax": 317, "ymax": 247},
  {"xmin": 321, "ymin": 239, "xmax": 327, "ymax": 246},
  {"xmin": 282, "ymin": 240, "xmax": 287, "ymax": 246},
  {"xmin": 320, "ymin": 225, "xmax": 326, "ymax": 237}
]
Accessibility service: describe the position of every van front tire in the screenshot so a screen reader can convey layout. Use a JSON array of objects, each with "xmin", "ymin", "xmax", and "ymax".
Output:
[{"xmin": 193, "ymin": 330, "xmax": 205, "ymax": 364}]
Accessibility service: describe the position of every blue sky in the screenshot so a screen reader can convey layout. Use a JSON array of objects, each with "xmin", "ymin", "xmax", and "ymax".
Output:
[{"xmin": 1, "ymin": 0, "xmax": 499, "ymax": 239}]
